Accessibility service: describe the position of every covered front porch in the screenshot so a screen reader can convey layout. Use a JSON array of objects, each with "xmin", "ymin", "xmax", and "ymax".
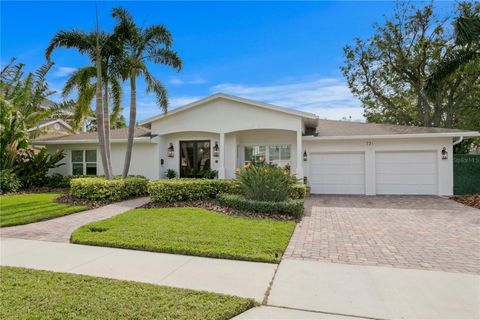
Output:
[{"xmin": 156, "ymin": 129, "xmax": 303, "ymax": 180}]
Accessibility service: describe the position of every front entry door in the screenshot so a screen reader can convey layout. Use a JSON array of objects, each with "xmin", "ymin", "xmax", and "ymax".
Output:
[{"xmin": 179, "ymin": 140, "xmax": 211, "ymax": 178}]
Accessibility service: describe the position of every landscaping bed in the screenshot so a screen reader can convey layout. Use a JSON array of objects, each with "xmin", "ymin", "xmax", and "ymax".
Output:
[
  {"xmin": 0, "ymin": 193, "xmax": 87, "ymax": 227},
  {"xmin": 451, "ymin": 194, "xmax": 480, "ymax": 209},
  {"xmin": 72, "ymin": 207, "xmax": 295, "ymax": 263},
  {"xmin": 0, "ymin": 266, "xmax": 255, "ymax": 320},
  {"xmin": 54, "ymin": 194, "xmax": 112, "ymax": 209}
]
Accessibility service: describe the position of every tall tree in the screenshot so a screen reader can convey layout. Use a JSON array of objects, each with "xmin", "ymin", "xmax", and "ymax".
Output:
[
  {"xmin": 341, "ymin": 2, "xmax": 479, "ymax": 130},
  {"xmin": 62, "ymin": 66, "xmax": 123, "ymax": 131},
  {"xmin": 0, "ymin": 59, "xmax": 61, "ymax": 170},
  {"xmin": 112, "ymin": 7, "xmax": 182, "ymax": 178},
  {"xmin": 46, "ymin": 30, "xmax": 119, "ymax": 178}
]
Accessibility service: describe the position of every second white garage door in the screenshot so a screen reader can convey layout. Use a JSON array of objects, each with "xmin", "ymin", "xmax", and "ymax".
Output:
[
  {"xmin": 309, "ymin": 153, "xmax": 365, "ymax": 194},
  {"xmin": 375, "ymin": 151, "xmax": 437, "ymax": 195}
]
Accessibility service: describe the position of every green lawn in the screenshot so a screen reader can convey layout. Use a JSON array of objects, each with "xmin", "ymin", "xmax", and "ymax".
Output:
[
  {"xmin": 72, "ymin": 207, "xmax": 295, "ymax": 263},
  {"xmin": 0, "ymin": 266, "xmax": 255, "ymax": 320},
  {"xmin": 0, "ymin": 193, "xmax": 87, "ymax": 227}
]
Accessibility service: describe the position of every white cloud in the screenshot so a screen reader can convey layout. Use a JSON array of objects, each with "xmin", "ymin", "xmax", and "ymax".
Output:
[
  {"xmin": 211, "ymin": 78, "xmax": 364, "ymax": 121},
  {"xmin": 169, "ymin": 96, "xmax": 203, "ymax": 108},
  {"xmin": 54, "ymin": 67, "xmax": 77, "ymax": 77},
  {"xmin": 169, "ymin": 76, "xmax": 206, "ymax": 85}
]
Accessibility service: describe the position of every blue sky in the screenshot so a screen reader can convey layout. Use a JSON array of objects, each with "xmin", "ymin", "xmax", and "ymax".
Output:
[{"xmin": 1, "ymin": 1, "xmax": 455, "ymax": 122}]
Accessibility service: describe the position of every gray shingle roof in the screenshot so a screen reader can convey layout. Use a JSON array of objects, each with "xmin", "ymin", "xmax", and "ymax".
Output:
[
  {"xmin": 34, "ymin": 127, "xmax": 152, "ymax": 142},
  {"xmin": 314, "ymin": 119, "xmax": 470, "ymax": 137}
]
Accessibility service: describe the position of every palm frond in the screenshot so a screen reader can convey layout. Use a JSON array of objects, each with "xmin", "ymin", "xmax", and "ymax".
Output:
[
  {"xmin": 45, "ymin": 30, "xmax": 95, "ymax": 61},
  {"xmin": 141, "ymin": 66, "xmax": 168, "ymax": 112},
  {"xmin": 147, "ymin": 48, "xmax": 182, "ymax": 71}
]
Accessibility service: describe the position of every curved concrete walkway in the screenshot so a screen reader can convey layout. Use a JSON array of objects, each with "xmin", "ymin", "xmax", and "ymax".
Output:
[{"xmin": 0, "ymin": 197, "xmax": 149, "ymax": 242}]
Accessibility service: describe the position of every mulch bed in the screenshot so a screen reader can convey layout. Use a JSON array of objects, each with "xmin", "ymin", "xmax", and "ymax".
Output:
[
  {"xmin": 54, "ymin": 194, "xmax": 112, "ymax": 209},
  {"xmin": 141, "ymin": 200, "xmax": 298, "ymax": 221},
  {"xmin": 451, "ymin": 194, "xmax": 480, "ymax": 209}
]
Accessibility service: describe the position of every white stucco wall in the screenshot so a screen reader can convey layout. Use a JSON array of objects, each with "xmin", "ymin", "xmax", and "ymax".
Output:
[
  {"xmin": 150, "ymin": 98, "xmax": 304, "ymax": 135},
  {"xmin": 302, "ymin": 137, "xmax": 454, "ymax": 196},
  {"xmin": 45, "ymin": 142, "xmax": 159, "ymax": 179}
]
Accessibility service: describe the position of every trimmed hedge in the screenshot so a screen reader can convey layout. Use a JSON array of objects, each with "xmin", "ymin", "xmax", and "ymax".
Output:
[
  {"xmin": 217, "ymin": 193, "xmax": 304, "ymax": 218},
  {"xmin": 71, "ymin": 177, "xmax": 148, "ymax": 201},
  {"xmin": 289, "ymin": 184, "xmax": 307, "ymax": 199},
  {"xmin": 148, "ymin": 179, "xmax": 241, "ymax": 203}
]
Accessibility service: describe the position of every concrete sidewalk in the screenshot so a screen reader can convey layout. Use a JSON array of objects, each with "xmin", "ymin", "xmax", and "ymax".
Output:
[
  {"xmin": 0, "ymin": 237, "xmax": 276, "ymax": 302},
  {"xmin": 268, "ymin": 259, "xmax": 480, "ymax": 319},
  {"xmin": 0, "ymin": 197, "xmax": 150, "ymax": 242},
  {"xmin": 232, "ymin": 306, "xmax": 363, "ymax": 319}
]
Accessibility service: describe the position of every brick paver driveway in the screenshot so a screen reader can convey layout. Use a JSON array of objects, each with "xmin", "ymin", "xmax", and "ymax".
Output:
[{"xmin": 284, "ymin": 195, "xmax": 480, "ymax": 274}]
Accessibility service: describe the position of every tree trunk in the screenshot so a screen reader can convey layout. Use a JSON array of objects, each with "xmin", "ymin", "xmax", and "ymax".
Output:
[
  {"xmin": 103, "ymin": 80, "xmax": 113, "ymax": 179},
  {"xmin": 122, "ymin": 73, "xmax": 136, "ymax": 178},
  {"xmin": 95, "ymin": 53, "xmax": 110, "ymax": 179}
]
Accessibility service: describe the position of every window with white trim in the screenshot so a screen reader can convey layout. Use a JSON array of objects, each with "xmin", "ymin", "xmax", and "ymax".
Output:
[
  {"xmin": 71, "ymin": 150, "xmax": 97, "ymax": 175},
  {"xmin": 269, "ymin": 145, "xmax": 291, "ymax": 168},
  {"xmin": 244, "ymin": 144, "xmax": 291, "ymax": 168}
]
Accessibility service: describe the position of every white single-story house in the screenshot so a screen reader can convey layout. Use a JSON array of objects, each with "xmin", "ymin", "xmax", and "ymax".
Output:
[{"xmin": 35, "ymin": 93, "xmax": 479, "ymax": 196}]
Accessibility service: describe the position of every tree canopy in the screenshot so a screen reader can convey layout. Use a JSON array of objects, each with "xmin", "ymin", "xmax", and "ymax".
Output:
[{"xmin": 342, "ymin": 2, "xmax": 480, "ymax": 132}]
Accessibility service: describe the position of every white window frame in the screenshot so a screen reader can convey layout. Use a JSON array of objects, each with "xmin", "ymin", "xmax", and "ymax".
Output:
[
  {"xmin": 71, "ymin": 149, "xmax": 97, "ymax": 175},
  {"xmin": 244, "ymin": 144, "xmax": 291, "ymax": 167}
]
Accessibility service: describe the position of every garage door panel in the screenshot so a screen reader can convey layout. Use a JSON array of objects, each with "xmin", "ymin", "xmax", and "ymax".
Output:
[
  {"xmin": 310, "ymin": 164, "xmax": 365, "ymax": 175},
  {"xmin": 376, "ymin": 151, "xmax": 437, "ymax": 195},
  {"xmin": 376, "ymin": 163, "xmax": 436, "ymax": 174},
  {"xmin": 313, "ymin": 174, "xmax": 364, "ymax": 184},
  {"xmin": 309, "ymin": 153, "xmax": 365, "ymax": 195},
  {"xmin": 376, "ymin": 174, "xmax": 437, "ymax": 185}
]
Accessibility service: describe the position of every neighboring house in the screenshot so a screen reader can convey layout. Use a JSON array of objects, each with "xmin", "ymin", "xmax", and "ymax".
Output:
[
  {"xmin": 29, "ymin": 118, "xmax": 74, "ymax": 140},
  {"xmin": 34, "ymin": 93, "xmax": 480, "ymax": 196}
]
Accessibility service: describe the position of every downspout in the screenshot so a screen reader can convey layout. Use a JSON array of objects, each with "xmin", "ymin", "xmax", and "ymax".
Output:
[{"xmin": 453, "ymin": 136, "xmax": 463, "ymax": 146}]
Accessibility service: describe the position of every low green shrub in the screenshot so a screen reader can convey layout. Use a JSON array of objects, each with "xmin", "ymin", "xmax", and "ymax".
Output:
[
  {"xmin": 0, "ymin": 170, "xmax": 22, "ymax": 193},
  {"xmin": 289, "ymin": 184, "xmax": 307, "ymax": 199},
  {"xmin": 217, "ymin": 193, "xmax": 304, "ymax": 218},
  {"xmin": 165, "ymin": 169, "xmax": 177, "ymax": 179},
  {"xmin": 71, "ymin": 177, "xmax": 148, "ymax": 201},
  {"xmin": 148, "ymin": 179, "xmax": 240, "ymax": 203},
  {"xmin": 124, "ymin": 177, "xmax": 148, "ymax": 197},
  {"xmin": 46, "ymin": 174, "xmax": 73, "ymax": 188}
]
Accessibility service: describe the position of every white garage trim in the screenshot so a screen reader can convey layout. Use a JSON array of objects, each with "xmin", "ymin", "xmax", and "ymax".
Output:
[
  {"xmin": 375, "ymin": 151, "xmax": 438, "ymax": 195},
  {"xmin": 309, "ymin": 152, "xmax": 365, "ymax": 195}
]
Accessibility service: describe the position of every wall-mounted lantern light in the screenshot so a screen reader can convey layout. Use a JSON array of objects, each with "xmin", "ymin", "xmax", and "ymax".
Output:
[
  {"xmin": 441, "ymin": 147, "xmax": 448, "ymax": 160},
  {"xmin": 303, "ymin": 150, "xmax": 308, "ymax": 161},
  {"xmin": 167, "ymin": 143, "xmax": 175, "ymax": 157},
  {"xmin": 213, "ymin": 141, "xmax": 219, "ymax": 157}
]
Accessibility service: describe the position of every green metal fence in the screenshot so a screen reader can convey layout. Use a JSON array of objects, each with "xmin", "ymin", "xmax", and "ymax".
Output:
[{"xmin": 454, "ymin": 154, "xmax": 480, "ymax": 195}]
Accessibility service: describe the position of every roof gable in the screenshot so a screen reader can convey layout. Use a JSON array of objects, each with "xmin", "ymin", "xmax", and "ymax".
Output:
[{"xmin": 139, "ymin": 93, "xmax": 317, "ymax": 126}]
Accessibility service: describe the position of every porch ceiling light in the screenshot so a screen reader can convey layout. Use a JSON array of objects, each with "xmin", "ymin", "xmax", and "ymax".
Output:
[
  {"xmin": 441, "ymin": 147, "xmax": 448, "ymax": 160},
  {"xmin": 303, "ymin": 150, "xmax": 308, "ymax": 161},
  {"xmin": 213, "ymin": 141, "xmax": 220, "ymax": 157},
  {"xmin": 167, "ymin": 143, "xmax": 175, "ymax": 157}
]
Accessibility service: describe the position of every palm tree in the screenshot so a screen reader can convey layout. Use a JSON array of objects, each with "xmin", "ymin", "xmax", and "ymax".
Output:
[
  {"xmin": 46, "ymin": 30, "xmax": 120, "ymax": 179},
  {"xmin": 0, "ymin": 59, "xmax": 57, "ymax": 170},
  {"xmin": 426, "ymin": 3, "xmax": 480, "ymax": 99},
  {"xmin": 62, "ymin": 66, "xmax": 123, "ymax": 133},
  {"xmin": 112, "ymin": 7, "xmax": 182, "ymax": 178}
]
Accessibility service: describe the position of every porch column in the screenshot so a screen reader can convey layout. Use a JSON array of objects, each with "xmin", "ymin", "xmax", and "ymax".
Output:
[
  {"xmin": 296, "ymin": 129, "xmax": 304, "ymax": 182},
  {"xmin": 218, "ymin": 132, "xmax": 226, "ymax": 179}
]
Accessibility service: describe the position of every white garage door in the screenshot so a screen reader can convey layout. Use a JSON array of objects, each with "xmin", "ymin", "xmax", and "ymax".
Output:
[
  {"xmin": 309, "ymin": 153, "xmax": 365, "ymax": 194},
  {"xmin": 376, "ymin": 151, "xmax": 437, "ymax": 195}
]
